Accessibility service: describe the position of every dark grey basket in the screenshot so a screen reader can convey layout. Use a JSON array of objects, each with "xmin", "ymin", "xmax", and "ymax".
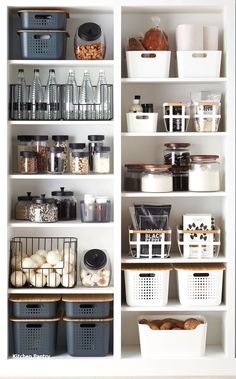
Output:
[
  {"xmin": 10, "ymin": 295, "xmax": 61, "ymax": 318},
  {"xmin": 64, "ymin": 317, "xmax": 112, "ymax": 357},
  {"xmin": 18, "ymin": 10, "xmax": 69, "ymax": 30},
  {"xmin": 62, "ymin": 295, "xmax": 112, "ymax": 318},
  {"xmin": 17, "ymin": 30, "xmax": 69, "ymax": 60}
]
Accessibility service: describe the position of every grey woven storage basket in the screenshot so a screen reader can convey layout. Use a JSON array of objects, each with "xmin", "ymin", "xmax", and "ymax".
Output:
[
  {"xmin": 18, "ymin": 10, "xmax": 69, "ymax": 30},
  {"xmin": 64, "ymin": 316, "xmax": 113, "ymax": 357},
  {"xmin": 9, "ymin": 295, "xmax": 61, "ymax": 319},
  {"xmin": 62, "ymin": 294, "xmax": 113, "ymax": 318}
]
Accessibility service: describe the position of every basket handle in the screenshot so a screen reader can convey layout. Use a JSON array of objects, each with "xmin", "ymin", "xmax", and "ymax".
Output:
[
  {"xmin": 192, "ymin": 53, "xmax": 207, "ymax": 58},
  {"xmin": 139, "ymin": 273, "xmax": 155, "ymax": 278},
  {"xmin": 26, "ymin": 324, "xmax": 43, "ymax": 328},
  {"xmin": 141, "ymin": 53, "xmax": 156, "ymax": 59},
  {"xmin": 26, "ymin": 304, "xmax": 41, "ymax": 309},
  {"xmin": 135, "ymin": 115, "xmax": 149, "ymax": 120},
  {"xmin": 34, "ymin": 34, "xmax": 51, "ymax": 40},
  {"xmin": 34, "ymin": 14, "xmax": 53, "ymax": 20},
  {"xmin": 193, "ymin": 273, "xmax": 209, "ymax": 277},
  {"xmin": 80, "ymin": 324, "xmax": 96, "ymax": 328},
  {"xmin": 80, "ymin": 304, "xmax": 95, "ymax": 309}
]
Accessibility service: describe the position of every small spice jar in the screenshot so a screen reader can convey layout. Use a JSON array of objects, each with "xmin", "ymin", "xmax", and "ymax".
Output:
[
  {"xmin": 71, "ymin": 152, "xmax": 89, "ymax": 175},
  {"xmin": 189, "ymin": 155, "xmax": 220, "ymax": 192},
  {"xmin": 20, "ymin": 151, "xmax": 38, "ymax": 174},
  {"xmin": 88, "ymin": 135, "xmax": 104, "ymax": 171},
  {"xmin": 15, "ymin": 192, "xmax": 38, "ymax": 220},
  {"xmin": 52, "ymin": 135, "xmax": 69, "ymax": 172},
  {"xmin": 48, "ymin": 147, "xmax": 65, "ymax": 174},
  {"xmin": 69, "ymin": 143, "xmax": 86, "ymax": 172},
  {"xmin": 124, "ymin": 164, "xmax": 145, "ymax": 192},
  {"xmin": 29, "ymin": 194, "xmax": 58, "ymax": 223},
  {"xmin": 141, "ymin": 164, "xmax": 173, "ymax": 193},
  {"xmin": 32, "ymin": 135, "xmax": 48, "ymax": 173},
  {"xmin": 51, "ymin": 187, "xmax": 77, "ymax": 221},
  {"xmin": 80, "ymin": 249, "xmax": 111, "ymax": 287},
  {"xmin": 164, "ymin": 143, "xmax": 190, "ymax": 191},
  {"xmin": 74, "ymin": 22, "xmax": 106, "ymax": 60},
  {"xmin": 17, "ymin": 135, "xmax": 32, "ymax": 172},
  {"xmin": 93, "ymin": 146, "xmax": 110, "ymax": 174}
]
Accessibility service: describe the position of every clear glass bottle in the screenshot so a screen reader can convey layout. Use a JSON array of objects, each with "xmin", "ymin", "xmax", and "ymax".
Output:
[
  {"xmin": 20, "ymin": 151, "xmax": 38, "ymax": 174},
  {"xmin": 189, "ymin": 155, "xmax": 220, "ymax": 192},
  {"xmin": 141, "ymin": 165, "xmax": 173, "ymax": 193},
  {"xmin": 29, "ymin": 194, "xmax": 58, "ymax": 223},
  {"xmin": 45, "ymin": 69, "xmax": 58, "ymax": 120},
  {"xmin": 74, "ymin": 22, "xmax": 106, "ymax": 60},
  {"xmin": 80, "ymin": 249, "xmax": 111, "ymax": 287},
  {"xmin": 52, "ymin": 135, "xmax": 69, "ymax": 172},
  {"xmin": 15, "ymin": 192, "xmax": 38, "ymax": 220},
  {"xmin": 95, "ymin": 70, "xmax": 107, "ymax": 120},
  {"xmin": 69, "ymin": 143, "xmax": 86, "ymax": 172},
  {"xmin": 79, "ymin": 70, "xmax": 94, "ymax": 120},
  {"xmin": 16, "ymin": 69, "xmax": 28, "ymax": 120},
  {"xmin": 63, "ymin": 70, "xmax": 79, "ymax": 120},
  {"xmin": 71, "ymin": 152, "xmax": 89, "ymax": 175},
  {"xmin": 48, "ymin": 147, "xmax": 65, "ymax": 174},
  {"xmin": 129, "ymin": 95, "xmax": 143, "ymax": 113},
  {"xmin": 51, "ymin": 187, "xmax": 77, "ymax": 221},
  {"xmin": 30, "ymin": 69, "xmax": 44, "ymax": 120},
  {"xmin": 32, "ymin": 135, "xmax": 48, "ymax": 173},
  {"xmin": 88, "ymin": 135, "xmax": 104, "ymax": 171},
  {"xmin": 93, "ymin": 146, "xmax": 110, "ymax": 174},
  {"xmin": 17, "ymin": 135, "xmax": 33, "ymax": 172}
]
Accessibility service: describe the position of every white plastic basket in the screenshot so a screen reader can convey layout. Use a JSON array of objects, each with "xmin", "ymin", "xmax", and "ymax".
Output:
[
  {"xmin": 175, "ymin": 264, "xmax": 225, "ymax": 306},
  {"xmin": 122, "ymin": 264, "xmax": 172, "ymax": 306},
  {"xmin": 138, "ymin": 314, "xmax": 207, "ymax": 358},
  {"xmin": 177, "ymin": 51, "xmax": 222, "ymax": 78},
  {"xmin": 126, "ymin": 112, "xmax": 158, "ymax": 133},
  {"xmin": 126, "ymin": 51, "xmax": 171, "ymax": 78},
  {"xmin": 129, "ymin": 228, "xmax": 171, "ymax": 259}
]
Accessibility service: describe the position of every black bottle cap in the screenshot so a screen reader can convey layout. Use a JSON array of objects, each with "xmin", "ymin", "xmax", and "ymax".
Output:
[
  {"xmin": 78, "ymin": 22, "xmax": 102, "ymax": 42},
  {"xmin": 134, "ymin": 95, "xmax": 141, "ymax": 100},
  {"xmin": 84, "ymin": 249, "xmax": 107, "ymax": 270}
]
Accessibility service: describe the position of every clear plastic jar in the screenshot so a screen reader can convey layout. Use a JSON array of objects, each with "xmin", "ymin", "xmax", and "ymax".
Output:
[
  {"xmin": 52, "ymin": 135, "xmax": 69, "ymax": 172},
  {"xmin": 80, "ymin": 249, "xmax": 111, "ymax": 287},
  {"xmin": 29, "ymin": 194, "xmax": 58, "ymax": 223},
  {"xmin": 189, "ymin": 155, "xmax": 220, "ymax": 192},
  {"xmin": 164, "ymin": 143, "xmax": 190, "ymax": 192},
  {"xmin": 69, "ymin": 143, "xmax": 86, "ymax": 172},
  {"xmin": 88, "ymin": 135, "xmax": 104, "ymax": 171},
  {"xmin": 17, "ymin": 135, "xmax": 32, "ymax": 172},
  {"xmin": 15, "ymin": 192, "xmax": 38, "ymax": 220},
  {"xmin": 124, "ymin": 164, "xmax": 145, "ymax": 192},
  {"xmin": 32, "ymin": 135, "xmax": 48, "ymax": 173},
  {"xmin": 93, "ymin": 146, "xmax": 110, "ymax": 174},
  {"xmin": 74, "ymin": 22, "xmax": 106, "ymax": 60},
  {"xmin": 48, "ymin": 147, "xmax": 65, "ymax": 174},
  {"xmin": 141, "ymin": 165, "xmax": 173, "ymax": 193},
  {"xmin": 51, "ymin": 187, "xmax": 77, "ymax": 221},
  {"xmin": 71, "ymin": 152, "xmax": 89, "ymax": 175},
  {"xmin": 20, "ymin": 151, "xmax": 38, "ymax": 174}
]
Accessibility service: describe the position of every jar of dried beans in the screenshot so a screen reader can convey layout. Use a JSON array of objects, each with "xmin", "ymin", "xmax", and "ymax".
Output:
[
  {"xmin": 29, "ymin": 194, "xmax": 58, "ymax": 223},
  {"xmin": 74, "ymin": 22, "xmax": 106, "ymax": 60},
  {"xmin": 20, "ymin": 151, "xmax": 38, "ymax": 174},
  {"xmin": 71, "ymin": 152, "xmax": 89, "ymax": 175},
  {"xmin": 52, "ymin": 135, "xmax": 69, "ymax": 172},
  {"xmin": 32, "ymin": 135, "xmax": 48, "ymax": 173},
  {"xmin": 69, "ymin": 143, "xmax": 86, "ymax": 172}
]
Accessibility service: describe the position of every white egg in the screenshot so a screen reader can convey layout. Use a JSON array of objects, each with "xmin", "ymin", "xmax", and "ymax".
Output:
[
  {"xmin": 11, "ymin": 256, "xmax": 21, "ymax": 271},
  {"xmin": 90, "ymin": 274, "xmax": 100, "ymax": 283},
  {"xmin": 97, "ymin": 276, "xmax": 110, "ymax": 287},
  {"xmin": 35, "ymin": 249, "xmax": 48, "ymax": 258},
  {"xmin": 10, "ymin": 271, "xmax": 26, "ymax": 287},
  {"xmin": 61, "ymin": 273, "xmax": 75, "ymax": 288},
  {"xmin": 21, "ymin": 257, "xmax": 37, "ymax": 272},
  {"xmin": 47, "ymin": 273, "xmax": 61, "ymax": 287},
  {"xmin": 54, "ymin": 261, "xmax": 73, "ymax": 275},
  {"xmin": 36, "ymin": 263, "xmax": 53, "ymax": 277},
  {"xmin": 31, "ymin": 254, "xmax": 46, "ymax": 268},
  {"xmin": 30, "ymin": 273, "xmax": 46, "ymax": 288},
  {"xmin": 46, "ymin": 250, "xmax": 61, "ymax": 266},
  {"xmin": 82, "ymin": 274, "xmax": 94, "ymax": 287}
]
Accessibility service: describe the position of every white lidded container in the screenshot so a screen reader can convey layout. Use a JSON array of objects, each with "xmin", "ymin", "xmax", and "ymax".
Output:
[
  {"xmin": 122, "ymin": 264, "xmax": 172, "ymax": 306},
  {"xmin": 141, "ymin": 164, "xmax": 173, "ymax": 192},
  {"xmin": 138, "ymin": 314, "xmax": 207, "ymax": 358},
  {"xmin": 126, "ymin": 51, "xmax": 171, "ymax": 78},
  {"xmin": 126, "ymin": 112, "xmax": 158, "ymax": 133},
  {"xmin": 175, "ymin": 263, "xmax": 225, "ymax": 306},
  {"xmin": 177, "ymin": 51, "xmax": 222, "ymax": 78},
  {"xmin": 189, "ymin": 155, "xmax": 220, "ymax": 192}
]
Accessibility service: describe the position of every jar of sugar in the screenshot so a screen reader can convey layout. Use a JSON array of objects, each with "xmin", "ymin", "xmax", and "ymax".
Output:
[
  {"xmin": 189, "ymin": 155, "xmax": 220, "ymax": 192},
  {"xmin": 141, "ymin": 165, "xmax": 173, "ymax": 193}
]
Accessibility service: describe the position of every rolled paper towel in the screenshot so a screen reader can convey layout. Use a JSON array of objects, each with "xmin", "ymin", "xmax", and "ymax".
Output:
[
  {"xmin": 203, "ymin": 26, "xmax": 218, "ymax": 50},
  {"xmin": 176, "ymin": 24, "xmax": 203, "ymax": 51}
]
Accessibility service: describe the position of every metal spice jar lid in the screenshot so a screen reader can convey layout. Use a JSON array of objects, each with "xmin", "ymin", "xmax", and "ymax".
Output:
[
  {"xmin": 78, "ymin": 22, "xmax": 102, "ymax": 41},
  {"xmin": 190, "ymin": 155, "xmax": 219, "ymax": 161},
  {"xmin": 72, "ymin": 152, "xmax": 89, "ymax": 158},
  {"xmin": 84, "ymin": 249, "xmax": 107, "ymax": 270},
  {"xmin": 51, "ymin": 187, "xmax": 74, "ymax": 197}
]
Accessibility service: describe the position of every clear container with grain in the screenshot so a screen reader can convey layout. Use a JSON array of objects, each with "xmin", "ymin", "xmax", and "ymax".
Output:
[
  {"xmin": 141, "ymin": 164, "xmax": 173, "ymax": 193},
  {"xmin": 32, "ymin": 135, "xmax": 48, "ymax": 173},
  {"xmin": 20, "ymin": 151, "xmax": 38, "ymax": 174},
  {"xmin": 29, "ymin": 194, "xmax": 58, "ymax": 223},
  {"xmin": 80, "ymin": 249, "xmax": 111, "ymax": 287},
  {"xmin": 69, "ymin": 143, "xmax": 86, "ymax": 172},
  {"xmin": 88, "ymin": 135, "xmax": 104, "ymax": 171},
  {"xmin": 189, "ymin": 155, "xmax": 220, "ymax": 192},
  {"xmin": 52, "ymin": 135, "xmax": 69, "ymax": 172},
  {"xmin": 93, "ymin": 146, "xmax": 110, "ymax": 174},
  {"xmin": 71, "ymin": 152, "xmax": 89, "ymax": 175},
  {"xmin": 74, "ymin": 22, "xmax": 105, "ymax": 60},
  {"xmin": 48, "ymin": 147, "xmax": 65, "ymax": 174},
  {"xmin": 15, "ymin": 192, "xmax": 39, "ymax": 220},
  {"xmin": 17, "ymin": 135, "xmax": 32, "ymax": 172}
]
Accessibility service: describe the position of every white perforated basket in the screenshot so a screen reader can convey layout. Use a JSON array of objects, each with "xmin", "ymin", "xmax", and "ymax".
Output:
[
  {"xmin": 175, "ymin": 264, "xmax": 225, "ymax": 306},
  {"xmin": 122, "ymin": 264, "xmax": 172, "ymax": 306}
]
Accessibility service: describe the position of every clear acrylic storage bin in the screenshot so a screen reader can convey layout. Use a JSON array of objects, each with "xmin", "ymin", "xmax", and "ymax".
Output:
[{"xmin": 80, "ymin": 200, "xmax": 111, "ymax": 223}]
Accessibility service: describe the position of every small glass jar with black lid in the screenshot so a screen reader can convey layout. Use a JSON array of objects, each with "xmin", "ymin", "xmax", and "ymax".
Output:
[
  {"xmin": 124, "ymin": 164, "xmax": 146, "ymax": 192},
  {"xmin": 20, "ymin": 151, "xmax": 38, "ymax": 174},
  {"xmin": 15, "ymin": 192, "xmax": 39, "ymax": 220},
  {"xmin": 51, "ymin": 187, "xmax": 77, "ymax": 221},
  {"xmin": 48, "ymin": 146, "xmax": 65, "ymax": 174},
  {"xmin": 80, "ymin": 249, "xmax": 111, "ymax": 287},
  {"xmin": 29, "ymin": 194, "xmax": 58, "ymax": 223},
  {"xmin": 74, "ymin": 22, "xmax": 106, "ymax": 60},
  {"xmin": 17, "ymin": 135, "xmax": 33, "ymax": 172},
  {"xmin": 88, "ymin": 135, "xmax": 104, "ymax": 171},
  {"xmin": 69, "ymin": 143, "xmax": 86, "ymax": 172},
  {"xmin": 93, "ymin": 146, "xmax": 110, "ymax": 174},
  {"xmin": 164, "ymin": 143, "xmax": 190, "ymax": 191}
]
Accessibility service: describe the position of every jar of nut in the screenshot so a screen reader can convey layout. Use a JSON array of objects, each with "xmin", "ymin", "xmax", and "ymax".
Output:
[
  {"xmin": 71, "ymin": 152, "xmax": 89, "ymax": 175},
  {"xmin": 80, "ymin": 249, "xmax": 111, "ymax": 287},
  {"xmin": 29, "ymin": 194, "xmax": 58, "ymax": 223},
  {"xmin": 20, "ymin": 151, "xmax": 38, "ymax": 174},
  {"xmin": 74, "ymin": 22, "xmax": 106, "ymax": 60},
  {"xmin": 32, "ymin": 135, "xmax": 48, "ymax": 173}
]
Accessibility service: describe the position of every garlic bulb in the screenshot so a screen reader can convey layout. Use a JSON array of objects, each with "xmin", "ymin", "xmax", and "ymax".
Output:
[
  {"xmin": 82, "ymin": 274, "xmax": 94, "ymax": 287},
  {"xmin": 54, "ymin": 261, "xmax": 73, "ymax": 275},
  {"xmin": 30, "ymin": 273, "xmax": 47, "ymax": 288},
  {"xmin": 47, "ymin": 272, "xmax": 61, "ymax": 287},
  {"xmin": 61, "ymin": 273, "xmax": 75, "ymax": 288},
  {"xmin": 35, "ymin": 249, "xmax": 48, "ymax": 258},
  {"xmin": 46, "ymin": 250, "xmax": 61, "ymax": 266},
  {"xmin": 31, "ymin": 254, "xmax": 46, "ymax": 268},
  {"xmin": 11, "ymin": 256, "xmax": 21, "ymax": 271},
  {"xmin": 10, "ymin": 271, "xmax": 26, "ymax": 287},
  {"xmin": 21, "ymin": 257, "xmax": 37, "ymax": 272},
  {"xmin": 36, "ymin": 263, "xmax": 53, "ymax": 277}
]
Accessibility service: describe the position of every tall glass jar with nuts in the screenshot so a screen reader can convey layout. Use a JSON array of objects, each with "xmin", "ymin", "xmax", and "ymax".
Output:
[
  {"xmin": 74, "ymin": 22, "xmax": 106, "ymax": 60},
  {"xmin": 32, "ymin": 135, "xmax": 48, "ymax": 173}
]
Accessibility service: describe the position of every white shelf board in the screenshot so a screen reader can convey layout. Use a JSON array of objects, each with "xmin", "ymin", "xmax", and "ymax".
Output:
[
  {"xmin": 8, "ymin": 120, "xmax": 114, "ymax": 126},
  {"xmin": 122, "ymin": 132, "xmax": 227, "ymax": 137},
  {"xmin": 8, "ymin": 286, "xmax": 114, "ymax": 295},
  {"xmin": 122, "ymin": 191, "xmax": 226, "ymax": 198},
  {"xmin": 122, "ymin": 77, "xmax": 227, "ymax": 84},
  {"xmin": 9, "ymin": 220, "xmax": 114, "ymax": 228},
  {"xmin": 10, "ymin": 174, "xmax": 114, "ymax": 180},
  {"xmin": 9, "ymin": 60, "xmax": 114, "ymax": 67},
  {"xmin": 121, "ymin": 254, "xmax": 227, "ymax": 264},
  {"xmin": 121, "ymin": 300, "xmax": 227, "ymax": 312}
]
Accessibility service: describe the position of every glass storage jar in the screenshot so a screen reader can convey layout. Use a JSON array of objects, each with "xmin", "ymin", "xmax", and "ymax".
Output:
[
  {"xmin": 69, "ymin": 143, "xmax": 86, "ymax": 172},
  {"xmin": 51, "ymin": 187, "xmax": 77, "ymax": 221},
  {"xmin": 17, "ymin": 135, "xmax": 32, "ymax": 172},
  {"xmin": 80, "ymin": 249, "xmax": 111, "ymax": 287},
  {"xmin": 189, "ymin": 155, "xmax": 220, "ymax": 192},
  {"xmin": 32, "ymin": 135, "xmax": 48, "ymax": 173},
  {"xmin": 71, "ymin": 152, "xmax": 89, "ymax": 175},
  {"xmin": 29, "ymin": 194, "xmax": 58, "ymax": 223},
  {"xmin": 164, "ymin": 143, "xmax": 190, "ymax": 191},
  {"xmin": 20, "ymin": 151, "xmax": 38, "ymax": 174},
  {"xmin": 48, "ymin": 147, "xmax": 65, "ymax": 174},
  {"xmin": 88, "ymin": 135, "xmax": 104, "ymax": 171},
  {"xmin": 93, "ymin": 146, "xmax": 110, "ymax": 174},
  {"xmin": 15, "ymin": 192, "xmax": 38, "ymax": 220},
  {"xmin": 141, "ymin": 165, "xmax": 173, "ymax": 193},
  {"xmin": 124, "ymin": 164, "xmax": 146, "ymax": 192},
  {"xmin": 80, "ymin": 195, "xmax": 111, "ymax": 223},
  {"xmin": 52, "ymin": 135, "xmax": 69, "ymax": 172},
  {"xmin": 74, "ymin": 22, "xmax": 106, "ymax": 60}
]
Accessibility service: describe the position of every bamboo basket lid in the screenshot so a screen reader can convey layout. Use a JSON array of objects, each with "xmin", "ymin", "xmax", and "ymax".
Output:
[
  {"xmin": 9, "ymin": 294, "xmax": 61, "ymax": 302},
  {"xmin": 10, "ymin": 312, "xmax": 62, "ymax": 323},
  {"xmin": 174, "ymin": 263, "xmax": 225, "ymax": 271},
  {"xmin": 18, "ymin": 10, "xmax": 69, "ymax": 14},
  {"xmin": 122, "ymin": 264, "xmax": 173, "ymax": 271},
  {"xmin": 62, "ymin": 294, "xmax": 113, "ymax": 303},
  {"xmin": 17, "ymin": 29, "xmax": 69, "ymax": 33},
  {"xmin": 63, "ymin": 316, "xmax": 113, "ymax": 322},
  {"xmin": 163, "ymin": 102, "xmax": 190, "ymax": 106}
]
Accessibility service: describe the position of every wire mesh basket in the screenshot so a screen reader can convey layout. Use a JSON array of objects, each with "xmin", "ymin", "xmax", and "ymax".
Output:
[
  {"xmin": 9, "ymin": 237, "xmax": 77, "ymax": 288},
  {"xmin": 129, "ymin": 227, "xmax": 171, "ymax": 259}
]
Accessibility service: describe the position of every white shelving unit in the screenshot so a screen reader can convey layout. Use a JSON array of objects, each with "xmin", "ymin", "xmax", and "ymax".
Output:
[{"xmin": 0, "ymin": 0, "xmax": 235, "ymax": 376}]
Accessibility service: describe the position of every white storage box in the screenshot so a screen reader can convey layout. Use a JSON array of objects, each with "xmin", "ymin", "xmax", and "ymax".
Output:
[
  {"xmin": 126, "ymin": 112, "xmax": 158, "ymax": 133},
  {"xmin": 122, "ymin": 264, "xmax": 172, "ymax": 306},
  {"xmin": 177, "ymin": 51, "xmax": 222, "ymax": 78},
  {"xmin": 138, "ymin": 314, "xmax": 207, "ymax": 358},
  {"xmin": 175, "ymin": 264, "xmax": 225, "ymax": 306},
  {"xmin": 126, "ymin": 51, "xmax": 171, "ymax": 78}
]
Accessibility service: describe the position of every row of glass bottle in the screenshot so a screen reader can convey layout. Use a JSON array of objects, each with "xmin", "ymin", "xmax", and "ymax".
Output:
[{"xmin": 11, "ymin": 69, "xmax": 113, "ymax": 121}]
